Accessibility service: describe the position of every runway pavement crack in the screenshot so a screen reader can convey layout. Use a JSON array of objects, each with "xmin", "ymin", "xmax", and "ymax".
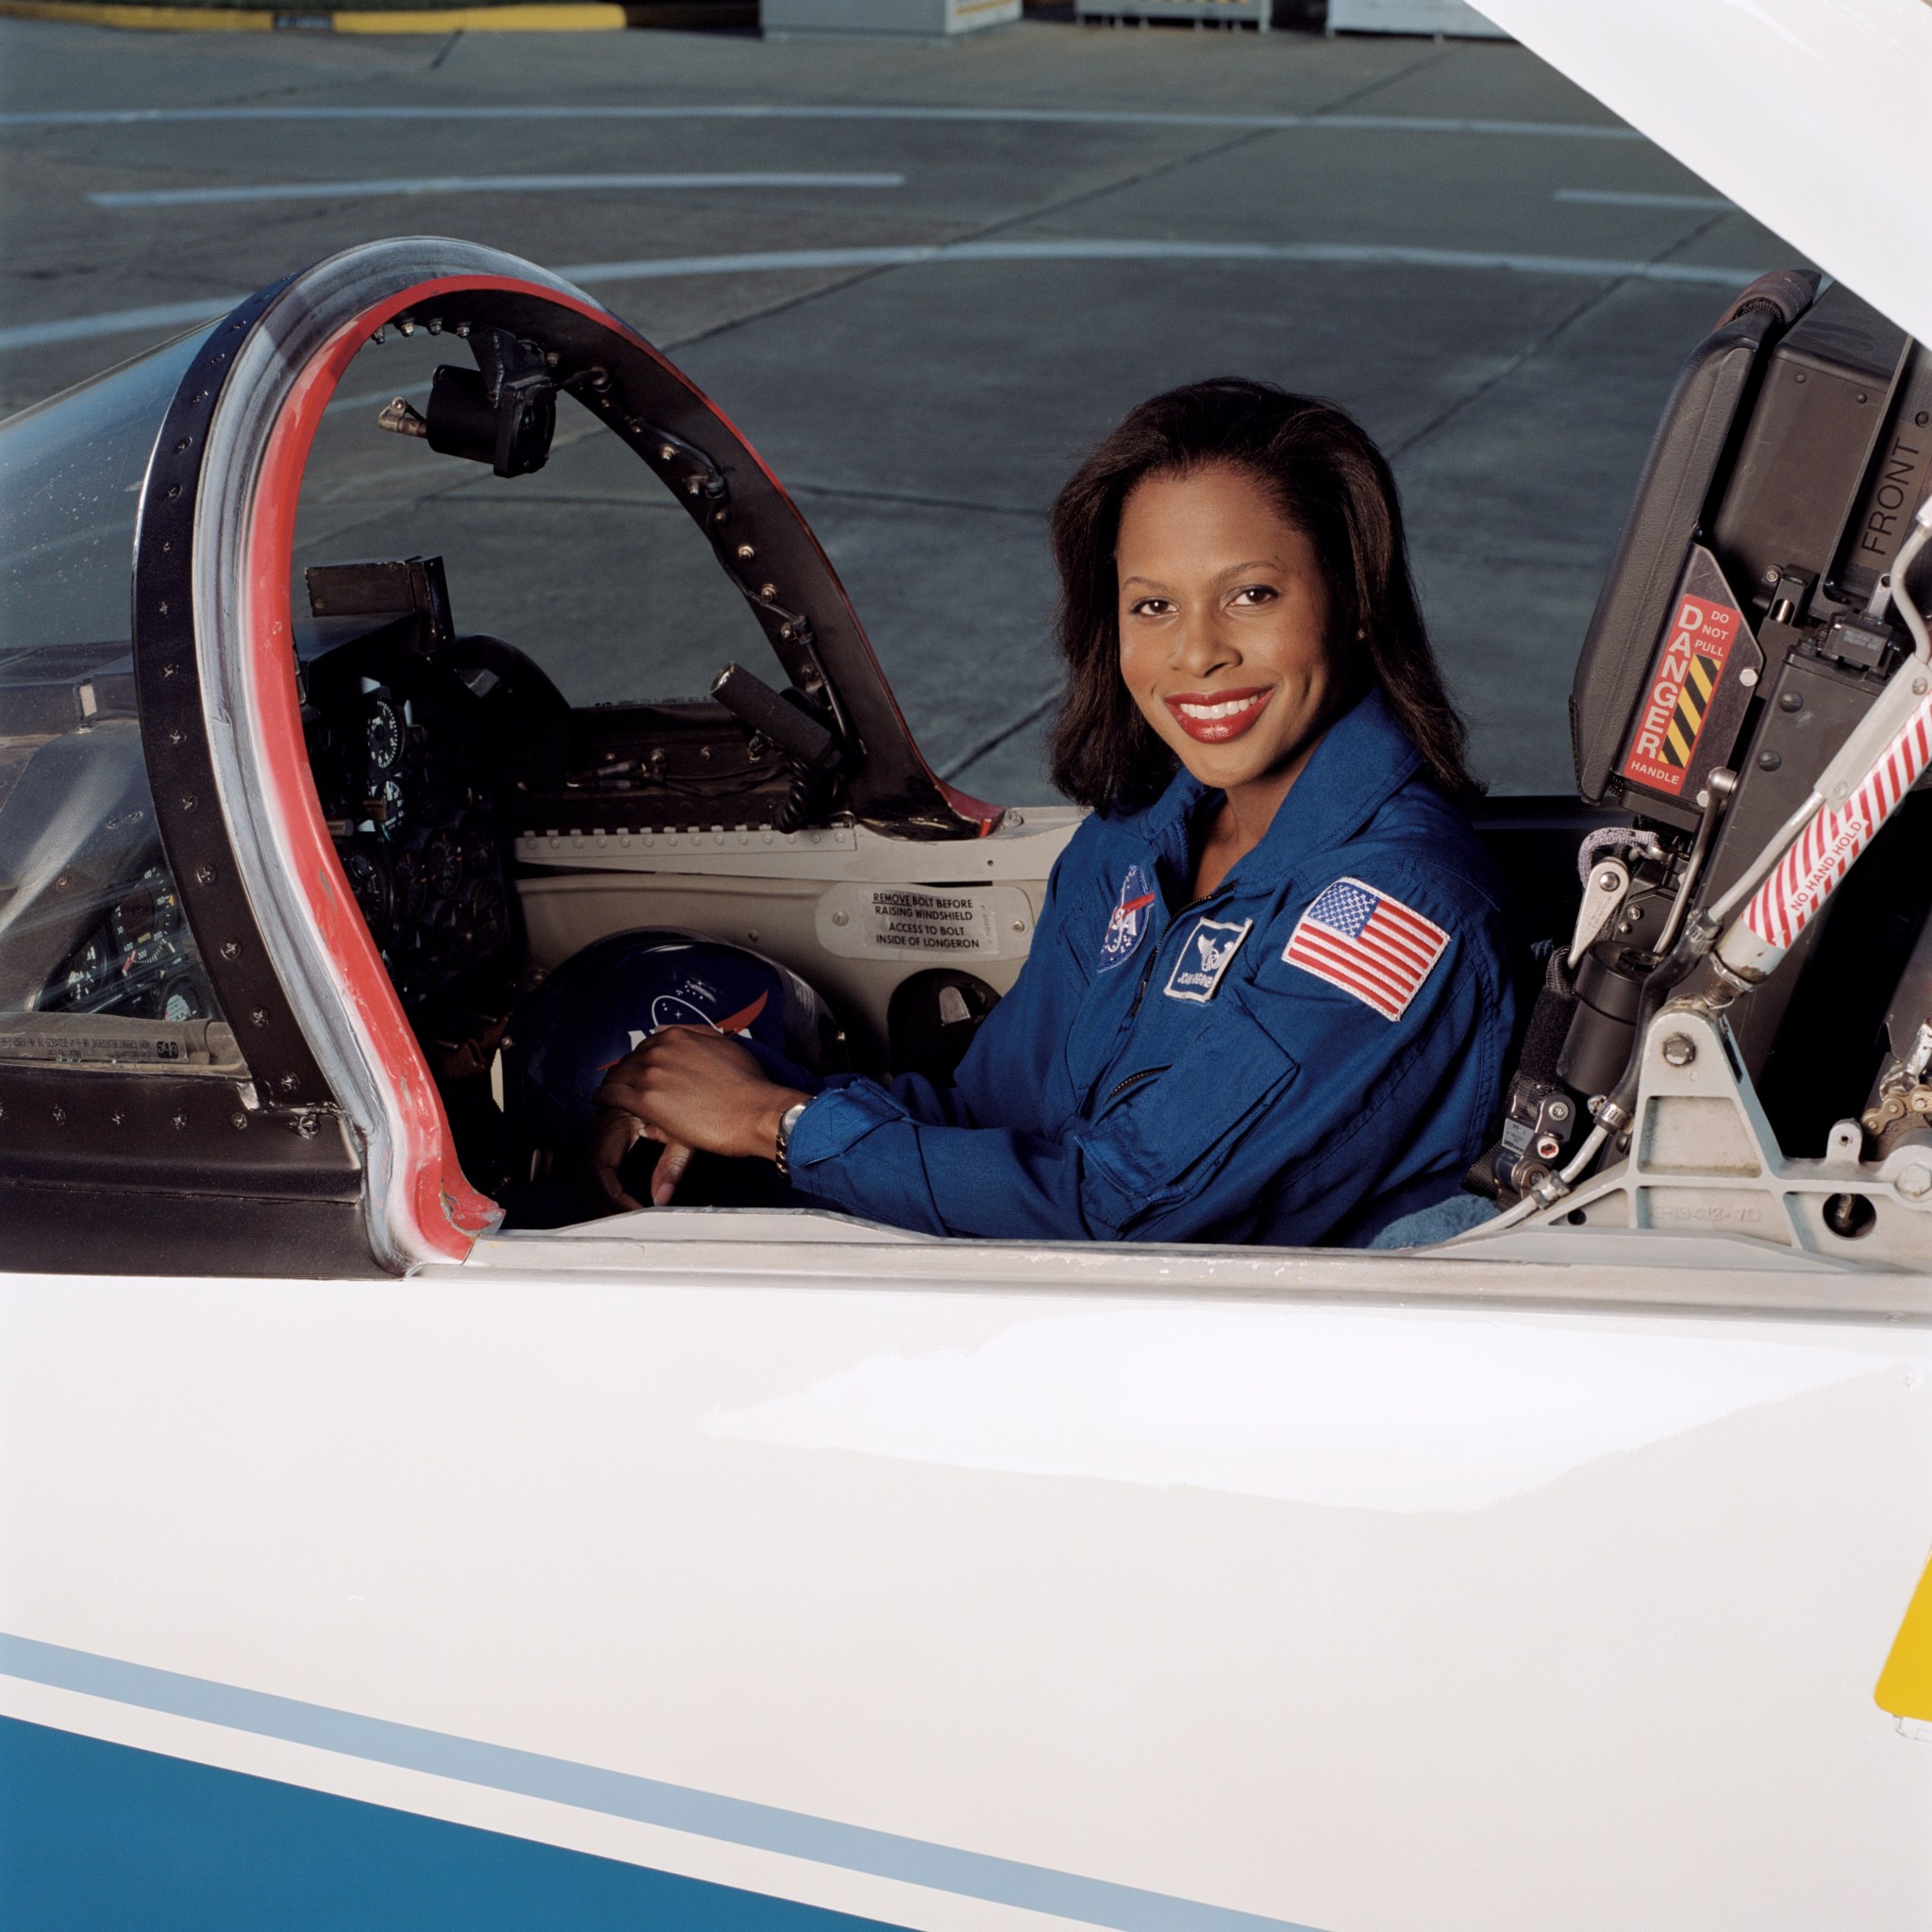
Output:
[
  {"xmin": 940, "ymin": 691, "xmax": 1060, "ymax": 783},
  {"xmin": 660, "ymin": 117, "xmax": 1292, "ymax": 359},
  {"xmin": 1389, "ymin": 207, "xmax": 1739, "ymax": 462},
  {"xmin": 1303, "ymin": 43, "xmax": 1453, "ymax": 118},
  {"xmin": 658, "ymin": 43, "xmax": 1454, "ymax": 365},
  {"xmin": 783, "ymin": 480, "xmax": 1043, "ymax": 522}
]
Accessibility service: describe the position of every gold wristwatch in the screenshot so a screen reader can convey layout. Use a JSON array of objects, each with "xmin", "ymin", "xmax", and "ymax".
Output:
[{"xmin": 774, "ymin": 1100, "xmax": 809, "ymax": 1179}]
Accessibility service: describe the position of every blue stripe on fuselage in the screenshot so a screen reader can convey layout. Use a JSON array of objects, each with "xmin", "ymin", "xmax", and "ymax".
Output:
[
  {"xmin": 0, "ymin": 1633, "xmax": 1324, "ymax": 1932},
  {"xmin": 0, "ymin": 1715, "xmax": 905, "ymax": 1932}
]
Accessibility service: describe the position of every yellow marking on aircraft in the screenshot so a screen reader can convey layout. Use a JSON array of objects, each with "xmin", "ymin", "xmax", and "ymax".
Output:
[
  {"xmin": 1876, "ymin": 1553, "xmax": 1932, "ymax": 1723},
  {"xmin": 1662, "ymin": 653, "xmax": 1722, "ymax": 768}
]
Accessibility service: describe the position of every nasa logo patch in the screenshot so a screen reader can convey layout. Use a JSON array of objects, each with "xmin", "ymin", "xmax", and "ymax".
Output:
[
  {"xmin": 1098, "ymin": 863, "xmax": 1157, "ymax": 971},
  {"xmin": 1163, "ymin": 916, "xmax": 1252, "ymax": 1003},
  {"xmin": 625, "ymin": 982, "xmax": 771, "ymax": 1051}
]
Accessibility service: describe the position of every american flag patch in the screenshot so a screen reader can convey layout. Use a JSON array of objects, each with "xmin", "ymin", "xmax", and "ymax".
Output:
[{"xmin": 1282, "ymin": 876, "xmax": 1449, "ymax": 1022}]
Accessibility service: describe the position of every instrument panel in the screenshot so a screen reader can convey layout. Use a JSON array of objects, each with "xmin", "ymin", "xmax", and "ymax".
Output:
[
  {"xmin": 303, "ymin": 661, "xmax": 512, "ymax": 1011},
  {"xmin": 37, "ymin": 863, "xmax": 216, "ymax": 1023}
]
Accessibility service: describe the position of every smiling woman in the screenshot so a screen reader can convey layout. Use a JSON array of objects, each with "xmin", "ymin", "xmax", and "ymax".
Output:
[
  {"xmin": 595, "ymin": 380, "xmax": 1516, "ymax": 1244},
  {"xmin": 1050, "ymin": 379, "xmax": 1477, "ymax": 827}
]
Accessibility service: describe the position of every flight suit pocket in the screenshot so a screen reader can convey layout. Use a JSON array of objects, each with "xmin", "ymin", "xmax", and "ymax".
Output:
[{"xmin": 1080, "ymin": 994, "xmax": 1301, "ymax": 1233}]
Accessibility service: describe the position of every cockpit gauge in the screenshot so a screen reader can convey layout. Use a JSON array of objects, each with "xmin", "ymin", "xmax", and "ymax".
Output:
[
  {"xmin": 375, "ymin": 777, "xmax": 406, "ymax": 837},
  {"xmin": 109, "ymin": 879, "xmax": 158, "ymax": 951},
  {"xmin": 365, "ymin": 698, "xmax": 402, "ymax": 773},
  {"xmin": 391, "ymin": 848, "xmax": 428, "ymax": 922},
  {"xmin": 434, "ymin": 894, "xmax": 474, "ymax": 967},
  {"xmin": 341, "ymin": 848, "xmax": 393, "ymax": 944},
  {"xmin": 469, "ymin": 880, "xmax": 508, "ymax": 954},
  {"xmin": 106, "ymin": 869, "xmax": 185, "ymax": 959},
  {"xmin": 460, "ymin": 814, "xmax": 499, "ymax": 878},
  {"xmin": 158, "ymin": 976, "xmax": 205, "ymax": 1024},
  {"xmin": 425, "ymin": 828, "xmax": 462, "ymax": 899}
]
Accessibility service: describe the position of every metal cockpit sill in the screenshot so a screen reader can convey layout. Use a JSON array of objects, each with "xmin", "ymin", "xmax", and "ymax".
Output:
[
  {"xmin": 438, "ymin": 1211, "xmax": 1929, "ymax": 1321},
  {"xmin": 438, "ymin": 996, "xmax": 1932, "ymax": 1317}
]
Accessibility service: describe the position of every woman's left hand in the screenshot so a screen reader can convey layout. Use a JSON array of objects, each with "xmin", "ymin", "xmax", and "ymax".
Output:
[{"xmin": 592, "ymin": 1027, "xmax": 808, "ymax": 1205}]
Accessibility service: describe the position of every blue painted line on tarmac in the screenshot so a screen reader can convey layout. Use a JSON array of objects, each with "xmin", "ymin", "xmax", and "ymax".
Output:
[
  {"xmin": 92, "ymin": 172, "xmax": 908, "ymax": 209},
  {"xmin": 0, "ymin": 1631, "xmax": 1324, "ymax": 1932},
  {"xmin": 0, "ymin": 238, "xmax": 1762, "ymax": 356},
  {"xmin": 1, "ymin": 103, "xmax": 1641, "ymax": 139},
  {"xmin": 1554, "ymin": 189, "xmax": 1733, "ymax": 210}
]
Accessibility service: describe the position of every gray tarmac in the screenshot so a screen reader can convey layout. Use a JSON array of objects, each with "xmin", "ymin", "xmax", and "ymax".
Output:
[{"xmin": 0, "ymin": 18, "xmax": 1802, "ymax": 799}]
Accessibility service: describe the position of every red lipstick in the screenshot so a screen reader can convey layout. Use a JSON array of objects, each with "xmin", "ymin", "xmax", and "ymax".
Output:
[{"xmin": 1163, "ymin": 685, "xmax": 1274, "ymax": 744}]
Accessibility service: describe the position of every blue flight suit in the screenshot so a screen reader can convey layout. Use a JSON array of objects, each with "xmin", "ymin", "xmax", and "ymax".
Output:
[{"xmin": 786, "ymin": 687, "xmax": 1515, "ymax": 1246}]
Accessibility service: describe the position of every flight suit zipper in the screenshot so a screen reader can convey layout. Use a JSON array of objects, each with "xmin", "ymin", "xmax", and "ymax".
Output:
[
  {"xmin": 1101, "ymin": 883, "xmax": 1243, "ymax": 1117},
  {"xmin": 1127, "ymin": 891, "xmax": 1217, "ymax": 1018},
  {"xmin": 1105, "ymin": 1064, "xmax": 1170, "ymax": 1103}
]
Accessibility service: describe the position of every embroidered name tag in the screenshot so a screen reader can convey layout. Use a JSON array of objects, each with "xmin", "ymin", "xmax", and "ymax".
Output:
[
  {"xmin": 1283, "ymin": 877, "xmax": 1448, "ymax": 1021},
  {"xmin": 1164, "ymin": 916, "xmax": 1253, "ymax": 1003},
  {"xmin": 1098, "ymin": 862, "xmax": 1157, "ymax": 971}
]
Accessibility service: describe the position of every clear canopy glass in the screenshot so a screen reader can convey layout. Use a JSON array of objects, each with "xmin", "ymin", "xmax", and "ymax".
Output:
[{"xmin": 0, "ymin": 328, "xmax": 229, "ymax": 1055}]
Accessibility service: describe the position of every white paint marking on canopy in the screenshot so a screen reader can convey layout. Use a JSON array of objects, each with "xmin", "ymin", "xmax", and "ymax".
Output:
[
  {"xmin": 1555, "ymin": 189, "xmax": 1733, "ymax": 211},
  {"xmin": 0, "ymin": 239, "xmax": 1763, "ymax": 357},
  {"xmin": 0, "ymin": 103, "xmax": 1641, "ymax": 139},
  {"xmin": 91, "ymin": 172, "xmax": 908, "ymax": 210}
]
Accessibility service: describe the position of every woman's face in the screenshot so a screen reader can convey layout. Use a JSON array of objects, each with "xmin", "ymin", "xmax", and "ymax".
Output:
[{"xmin": 1115, "ymin": 461, "xmax": 1341, "ymax": 798}]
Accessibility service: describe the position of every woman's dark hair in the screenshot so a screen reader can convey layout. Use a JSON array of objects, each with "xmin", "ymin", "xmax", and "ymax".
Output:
[{"xmin": 1045, "ymin": 377, "xmax": 1478, "ymax": 813}]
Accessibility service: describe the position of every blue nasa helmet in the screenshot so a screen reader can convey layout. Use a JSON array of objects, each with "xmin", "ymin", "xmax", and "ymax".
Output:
[{"xmin": 502, "ymin": 929, "xmax": 833, "ymax": 1151}]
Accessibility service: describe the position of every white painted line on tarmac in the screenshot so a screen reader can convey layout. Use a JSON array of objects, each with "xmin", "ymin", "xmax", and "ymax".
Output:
[
  {"xmin": 1555, "ymin": 189, "xmax": 1733, "ymax": 210},
  {"xmin": 1, "ymin": 103, "xmax": 1642, "ymax": 140},
  {"xmin": 0, "ymin": 297, "xmax": 242, "ymax": 354},
  {"xmin": 91, "ymin": 171, "xmax": 908, "ymax": 209},
  {"xmin": 555, "ymin": 237, "xmax": 1765, "ymax": 291},
  {"xmin": 324, "ymin": 380, "xmax": 430, "ymax": 419},
  {"xmin": 0, "ymin": 238, "xmax": 1760, "ymax": 356}
]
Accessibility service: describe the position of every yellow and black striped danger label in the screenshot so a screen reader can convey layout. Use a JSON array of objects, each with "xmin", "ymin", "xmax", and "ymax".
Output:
[
  {"xmin": 1661, "ymin": 651, "xmax": 1723, "ymax": 769},
  {"xmin": 1623, "ymin": 591, "xmax": 1742, "ymax": 799}
]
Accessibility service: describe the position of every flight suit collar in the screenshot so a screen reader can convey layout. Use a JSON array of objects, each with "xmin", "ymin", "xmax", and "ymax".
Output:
[{"xmin": 1137, "ymin": 685, "xmax": 1425, "ymax": 899}]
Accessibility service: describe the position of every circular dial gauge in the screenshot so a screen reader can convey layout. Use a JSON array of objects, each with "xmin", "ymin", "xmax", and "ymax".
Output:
[
  {"xmin": 424, "ymin": 828, "xmax": 462, "ymax": 900},
  {"xmin": 365, "ymin": 697, "xmax": 402, "ymax": 772},
  {"xmin": 469, "ymin": 880, "xmax": 508, "ymax": 953},
  {"xmin": 391, "ymin": 849, "xmax": 427, "ymax": 921},
  {"xmin": 109, "ymin": 881, "xmax": 158, "ymax": 950},
  {"xmin": 376, "ymin": 777, "xmax": 406, "ymax": 838},
  {"xmin": 341, "ymin": 848, "xmax": 393, "ymax": 942},
  {"xmin": 435, "ymin": 894, "xmax": 475, "ymax": 966},
  {"xmin": 159, "ymin": 977, "xmax": 205, "ymax": 1024},
  {"xmin": 460, "ymin": 814, "xmax": 499, "ymax": 878}
]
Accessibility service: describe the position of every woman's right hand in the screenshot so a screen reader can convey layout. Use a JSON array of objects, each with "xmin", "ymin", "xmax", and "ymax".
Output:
[
  {"xmin": 591, "ymin": 1027, "xmax": 804, "ymax": 1212},
  {"xmin": 588, "ymin": 1104, "xmax": 696, "ymax": 1212}
]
